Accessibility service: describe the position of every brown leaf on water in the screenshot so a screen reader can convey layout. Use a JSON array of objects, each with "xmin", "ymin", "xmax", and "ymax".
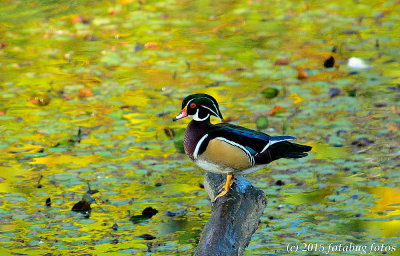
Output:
[
  {"xmin": 120, "ymin": 105, "xmax": 137, "ymax": 110},
  {"xmin": 212, "ymin": 24, "xmax": 229, "ymax": 33},
  {"xmin": 274, "ymin": 59, "xmax": 290, "ymax": 66},
  {"xmin": 269, "ymin": 105, "xmax": 287, "ymax": 116},
  {"xmin": 144, "ymin": 42, "xmax": 158, "ymax": 49},
  {"xmin": 73, "ymin": 16, "xmax": 89, "ymax": 24},
  {"xmin": 78, "ymin": 88, "xmax": 94, "ymax": 98},
  {"xmin": 109, "ymin": 9, "xmax": 119, "ymax": 15},
  {"xmin": 296, "ymin": 66, "xmax": 308, "ymax": 80},
  {"xmin": 388, "ymin": 123, "xmax": 399, "ymax": 132}
]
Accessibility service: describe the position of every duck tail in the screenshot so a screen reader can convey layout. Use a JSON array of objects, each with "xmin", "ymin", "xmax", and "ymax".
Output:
[{"xmin": 268, "ymin": 141, "xmax": 312, "ymax": 160}]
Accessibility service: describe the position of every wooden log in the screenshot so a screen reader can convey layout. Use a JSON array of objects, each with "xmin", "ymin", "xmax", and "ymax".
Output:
[{"xmin": 194, "ymin": 173, "xmax": 267, "ymax": 256}]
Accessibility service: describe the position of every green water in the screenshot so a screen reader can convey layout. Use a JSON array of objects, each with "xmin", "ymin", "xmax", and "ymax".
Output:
[{"xmin": 1, "ymin": 0, "xmax": 400, "ymax": 255}]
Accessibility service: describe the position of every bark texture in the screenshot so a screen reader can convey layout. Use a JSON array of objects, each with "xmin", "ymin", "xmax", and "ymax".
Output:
[{"xmin": 194, "ymin": 173, "xmax": 267, "ymax": 256}]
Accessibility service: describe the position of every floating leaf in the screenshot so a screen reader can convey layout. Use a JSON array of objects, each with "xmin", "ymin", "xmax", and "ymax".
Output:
[
  {"xmin": 53, "ymin": 128, "xmax": 82, "ymax": 147},
  {"xmin": 109, "ymin": 109, "xmax": 124, "ymax": 119},
  {"xmin": 100, "ymin": 52, "xmax": 123, "ymax": 66},
  {"xmin": 165, "ymin": 210, "xmax": 187, "ymax": 217},
  {"xmin": 261, "ymin": 88, "xmax": 279, "ymax": 99},
  {"xmin": 274, "ymin": 59, "xmax": 289, "ymax": 65},
  {"xmin": 269, "ymin": 105, "xmax": 286, "ymax": 116},
  {"xmin": 296, "ymin": 66, "xmax": 307, "ymax": 80},
  {"xmin": 129, "ymin": 215, "xmax": 149, "ymax": 224},
  {"xmin": 78, "ymin": 88, "xmax": 94, "ymax": 98},
  {"xmin": 256, "ymin": 116, "xmax": 268, "ymax": 130},
  {"xmin": 130, "ymin": 207, "xmax": 158, "ymax": 223},
  {"xmin": 329, "ymin": 88, "xmax": 342, "ymax": 98}
]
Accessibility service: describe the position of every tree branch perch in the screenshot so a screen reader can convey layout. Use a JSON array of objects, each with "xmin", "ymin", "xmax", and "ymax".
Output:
[{"xmin": 195, "ymin": 173, "xmax": 267, "ymax": 256}]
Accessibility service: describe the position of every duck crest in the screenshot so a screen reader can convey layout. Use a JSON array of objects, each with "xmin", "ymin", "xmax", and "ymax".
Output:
[{"xmin": 183, "ymin": 119, "xmax": 210, "ymax": 160}]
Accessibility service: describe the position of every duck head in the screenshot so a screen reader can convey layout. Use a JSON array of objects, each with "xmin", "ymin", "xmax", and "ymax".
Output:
[{"xmin": 173, "ymin": 93, "xmax": 223, "ymax": 122}]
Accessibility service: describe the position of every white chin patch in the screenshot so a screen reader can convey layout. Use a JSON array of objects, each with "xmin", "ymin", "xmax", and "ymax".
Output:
[{"xmin": 190, "ymin": 109, "xmax": 210, "ymax": 121}]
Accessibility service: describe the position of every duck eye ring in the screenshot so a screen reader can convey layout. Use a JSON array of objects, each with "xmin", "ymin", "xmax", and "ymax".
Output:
[{"xmin": 190, "ymin": 103, "xmax": 196, "ymax": 108}]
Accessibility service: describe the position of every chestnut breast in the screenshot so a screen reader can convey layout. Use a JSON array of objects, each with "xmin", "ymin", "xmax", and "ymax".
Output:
[{"xmin": 183, "ymin": 120, "xmax": 209, "ymax": 160}]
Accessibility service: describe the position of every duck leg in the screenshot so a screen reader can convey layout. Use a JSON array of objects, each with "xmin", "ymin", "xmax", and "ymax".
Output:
[{"xmin": 213, "ymin": 174, "xmax": 234, "ymax": 202}]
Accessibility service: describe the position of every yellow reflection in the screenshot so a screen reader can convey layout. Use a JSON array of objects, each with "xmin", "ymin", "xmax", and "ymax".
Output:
[
  {"xmin": 365, "ymin": 187, "xmax": 400, "ymax": 238},
  {"xmin": 307, "ymin": 142, "xmax": 346, "ymax": 159},
  {"xmin": 368, "ymin": 187, "xmax": 400, "ymax": 218},
  {"xmin": 288, "ymin": 93, "xmax": 303, "ymax": 104},
  {"xmin": 364, "ymin": 220, "xmax": 400, "ymax": 239},
  {"xmin": 0, "ymin": 166, "xmax": 35, "ymax": 193},
  {"xmin": 31, "ymin": 154, "xmax": 102, "ymax": 169}
]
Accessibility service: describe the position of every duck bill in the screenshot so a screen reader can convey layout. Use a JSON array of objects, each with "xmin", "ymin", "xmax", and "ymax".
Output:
[{"xmin": 173, "ymin": 106, "xmax": 188, "ymax": 121}]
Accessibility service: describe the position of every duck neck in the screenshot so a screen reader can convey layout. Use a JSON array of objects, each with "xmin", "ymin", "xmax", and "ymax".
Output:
[{"xmin": 183, "ymin": 118, "xmax": 211, "ymax": 159}]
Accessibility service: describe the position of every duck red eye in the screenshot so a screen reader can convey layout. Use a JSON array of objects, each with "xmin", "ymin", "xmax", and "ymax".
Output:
[{"xmin": 190, "ymin": 103, "xmax": 196, "ymax": 108}]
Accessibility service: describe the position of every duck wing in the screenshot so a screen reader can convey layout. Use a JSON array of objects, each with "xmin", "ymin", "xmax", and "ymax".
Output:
[{"xmin": 195, "ymin": 123, "xmax": 297, "ymax": 165}]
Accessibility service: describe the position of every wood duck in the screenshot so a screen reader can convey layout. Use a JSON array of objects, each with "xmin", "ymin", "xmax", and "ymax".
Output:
[{"xmin": 173, "ymin": 93, "xmax": 312, "ymax": 202}]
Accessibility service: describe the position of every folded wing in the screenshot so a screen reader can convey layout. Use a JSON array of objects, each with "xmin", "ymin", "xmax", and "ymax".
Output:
[{"xmin": 196, "ymin": 123, "xmax": 309, "ymax": 166}]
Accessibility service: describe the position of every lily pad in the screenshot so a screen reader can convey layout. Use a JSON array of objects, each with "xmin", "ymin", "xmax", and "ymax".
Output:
[
  {"xmin": 261, "ymin": 88, "xmax": 279, "ymax": 99},
  {"xmin": 256, "ymin": 116, "xmax": 269, "ymax": 130}
]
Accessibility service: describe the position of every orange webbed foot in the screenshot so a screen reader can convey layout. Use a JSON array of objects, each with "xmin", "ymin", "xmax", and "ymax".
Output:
[{"xmin": 213, "ymin": 174, "xmax": 234, "ymax": 202}]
